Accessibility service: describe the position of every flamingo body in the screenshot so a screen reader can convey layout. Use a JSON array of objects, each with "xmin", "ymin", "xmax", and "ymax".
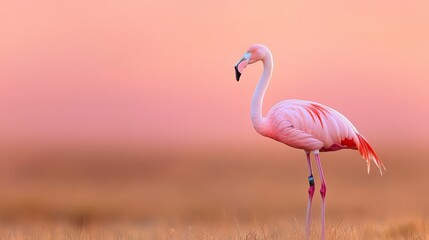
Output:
[{"xmin": 261, "ymin": 99, "xmax": 384, "ymax": 173}]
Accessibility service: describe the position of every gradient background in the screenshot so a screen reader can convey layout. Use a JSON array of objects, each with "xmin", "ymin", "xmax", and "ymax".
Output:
[{"xmin": 0, "ymin": 0, "xmax": 429, "ymax": 233}]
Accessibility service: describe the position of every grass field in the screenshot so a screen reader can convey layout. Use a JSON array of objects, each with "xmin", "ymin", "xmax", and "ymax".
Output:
[
  {"xmin": 0, "ymin": 143, "xmax": 427, "ymax": 239},
  {"xmin": 0, "ymin": 218, "xmax": 427, "ymax": 239}
]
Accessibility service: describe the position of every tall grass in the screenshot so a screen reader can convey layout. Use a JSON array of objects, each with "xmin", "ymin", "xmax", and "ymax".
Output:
[{"xmin": 0, "ymin": 218, "xmax": 427, "ymax": 240}]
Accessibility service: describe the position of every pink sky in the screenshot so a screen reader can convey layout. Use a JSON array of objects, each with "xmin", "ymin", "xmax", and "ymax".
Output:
[{"xmin": 0, "ymin": 0, "xmax": 428, "ymax": 147}]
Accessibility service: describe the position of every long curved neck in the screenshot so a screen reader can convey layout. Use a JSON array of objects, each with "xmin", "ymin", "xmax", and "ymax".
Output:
[{"xmin": 251, "ymin": 50, "xmax": 273, "ymax": 133}]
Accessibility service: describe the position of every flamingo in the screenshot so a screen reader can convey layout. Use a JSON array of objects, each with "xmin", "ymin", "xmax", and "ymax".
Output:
[{"xmin": 234, "ymin": 44, "xmax": 386, "ymax": 240}]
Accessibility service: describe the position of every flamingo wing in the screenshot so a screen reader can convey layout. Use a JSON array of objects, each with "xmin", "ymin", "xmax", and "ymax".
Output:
[{"xmin": 266, "ymin": 99, "xmax": 386, "ymax": 174}]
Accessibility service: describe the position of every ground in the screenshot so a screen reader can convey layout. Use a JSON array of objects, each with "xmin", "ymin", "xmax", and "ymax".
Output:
[{"xmin": 0, "ymin": 144, "xmax": 427, "ymax": 239}]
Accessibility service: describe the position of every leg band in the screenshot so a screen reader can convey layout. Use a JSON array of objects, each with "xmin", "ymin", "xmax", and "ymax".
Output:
[{"xmin": 308, "ymin": 175, "xmax": 315, "ymax": 186}]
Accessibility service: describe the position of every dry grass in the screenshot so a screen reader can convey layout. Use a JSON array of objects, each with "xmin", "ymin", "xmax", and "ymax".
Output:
[
  {"xmin": 0, "ymin": 218, "xmax": 427, "ymax": 240},
  {"xmin": 0, "ymin": 144, "xmax": 428, "ymax": 239}
]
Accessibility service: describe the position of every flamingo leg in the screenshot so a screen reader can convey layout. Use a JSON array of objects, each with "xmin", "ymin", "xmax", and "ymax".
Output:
[
  {"xmin": 305, "ymin": 151, "xmax": 315, "ymax": 240},
  {"xmin": 314, "ymin": 152, "xmax": 327, "ymax": 240}
]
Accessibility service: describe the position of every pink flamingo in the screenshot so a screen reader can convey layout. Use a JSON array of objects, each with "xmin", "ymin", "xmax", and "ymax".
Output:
[{"xmin": 234, "ymin": 44, "xmax": 386, "ymax": 240}]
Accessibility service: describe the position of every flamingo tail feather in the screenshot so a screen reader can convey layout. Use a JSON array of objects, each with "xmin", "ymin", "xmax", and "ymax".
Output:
[{"xmin": 356, "ymin": 133, "xmax": 386, "ymax": 175}]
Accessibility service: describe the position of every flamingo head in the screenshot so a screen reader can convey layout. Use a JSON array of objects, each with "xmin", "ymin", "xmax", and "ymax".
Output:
[{"xmin": 234, "ymin": 44, "xmax": 268, "ymax": 81}]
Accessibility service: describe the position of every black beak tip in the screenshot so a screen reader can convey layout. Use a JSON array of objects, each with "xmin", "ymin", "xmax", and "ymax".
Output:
[{"xmin": 234, "ymin": 66, "xmax": 241, "ymax": 81}]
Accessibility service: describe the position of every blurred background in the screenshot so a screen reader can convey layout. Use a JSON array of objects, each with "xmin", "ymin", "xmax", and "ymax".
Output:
[{"xmin": 0, "ymin": 0, "xmax": 428, "ymax": 229}]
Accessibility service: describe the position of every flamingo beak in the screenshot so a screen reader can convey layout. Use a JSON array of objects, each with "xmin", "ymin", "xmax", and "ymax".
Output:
[
  {"xmin": 234, "ymin": 65, "xmax": 242, "ymax": 81},
  {"xmin": 234, "ymin": 52, "xmax": 250, "ymax": 81}
]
